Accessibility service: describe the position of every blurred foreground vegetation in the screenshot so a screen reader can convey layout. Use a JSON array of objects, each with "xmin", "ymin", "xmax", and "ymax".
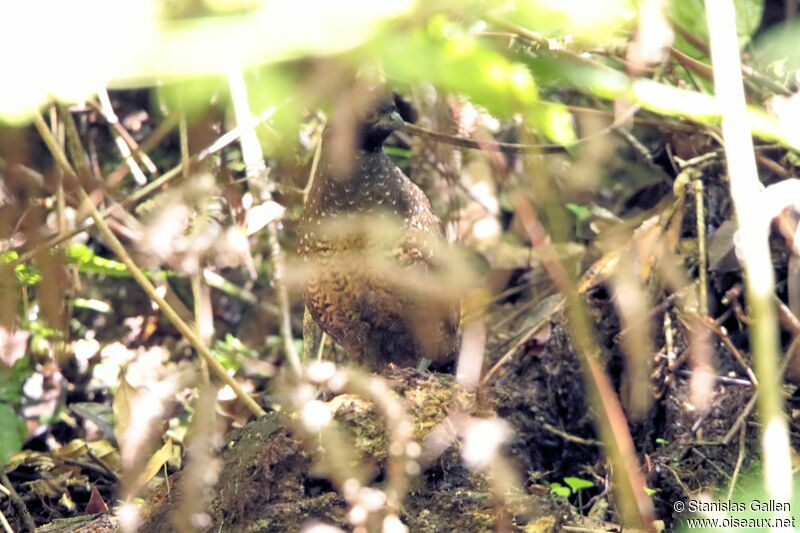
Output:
[{"xmin": 2, "ymin": 0, "xmax": 800, "ymax": 532}]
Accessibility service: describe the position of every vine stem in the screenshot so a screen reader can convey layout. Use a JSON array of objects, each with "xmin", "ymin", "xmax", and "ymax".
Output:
[{"xmin": 704, "ymin": 0, "xmax": 792, "ymax": 508}]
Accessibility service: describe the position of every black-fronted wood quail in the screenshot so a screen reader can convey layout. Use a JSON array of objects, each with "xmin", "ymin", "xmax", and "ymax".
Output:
[{"xmin": 298, "ymin": 98, "xmax": 460, "ymax": 370}]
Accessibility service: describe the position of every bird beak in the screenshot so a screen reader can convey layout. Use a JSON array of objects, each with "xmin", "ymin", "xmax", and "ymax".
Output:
[
  {"xmin": 376, "ymin": 111, "xmax": 404, "ymax": 131},
  {"xmin": 389, "ymin": 111, "xmax": 404, "ymax": 128}
]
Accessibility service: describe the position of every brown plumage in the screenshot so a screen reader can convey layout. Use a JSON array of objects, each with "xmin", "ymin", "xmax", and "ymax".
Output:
[{"xmin": 298, "ymin": 98, "xmax": 459, "ymax": 369}]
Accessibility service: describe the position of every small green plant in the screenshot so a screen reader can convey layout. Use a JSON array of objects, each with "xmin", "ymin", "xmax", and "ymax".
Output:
[
  {"xmin": 0, "ymin": 358, "xmax": 31, "ymax": 464},
  {"xmin": 550, "ymin": 476, "xmax": 595, "ymax": 509},
  {"xmin": 550, "ymin": 481, "xmax": 571, "ymax": 498},
  {"xmin": 213, "ymin": 334, "xmax": 261, "ymax": 371}
]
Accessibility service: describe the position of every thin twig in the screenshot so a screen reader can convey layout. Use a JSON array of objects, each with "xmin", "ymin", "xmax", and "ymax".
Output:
[
  {"xmin": 670, "ymin": 47, "xmax": 713, "ymax": 82},
  {"xmin": 676, "ymin": 369, "xmax": 752, "ymax": 387},
  {"xmin": 35, "ymin": 108, "xmax": 265, "ymax": 418},
  {"xmin": 93, "ymin": 93, "xmax": 158, "ymax": 174},
  {"xmin": 60, "ymin": 458, "xmax": 118, "ymax": 481},
  {"xmin": 721, "ymin": 335, "xmax": 799, "ymax": 445},
  {"xmin": 106, "ymin": 113, "xmax": 181, "ymax": 187},
  {"xmin": 722, "ymin": 394, "xmax": 757, "ymax": 447},
  {"xmin": 92, "ymin": 92, "xmax": 150, "ymax": 184},
  {"xmin": 0, "ymin": 467, "xmax": 35, "ymax": 532},
  {"xmin": 0, "ymin": 508, "xmax": 12, "ymax": 533},
  {"xmin": 402, "ymin": 122, "xmax": 567, "ymax": 153},
  {"xmin": 510, "ymin": 192, "xmax": 655, "ymax": 527},
  {"xmin": 726, "ymin": 423, "xmax": 747, "ymax": 501},
  {"xmin": 227, "ymin": 63, "xmax": 301, "ymax": 376},
  {"xmin": 303, "ymin": 120, "xmax": 324, "ymax": 201},
  {"xmin": 481, "ymin": 294, "xmax": 563, "ymax": 385},
  {"xmin": 671, "ymin": 21, "xmax": 791, "ymax": 97},
  {"xmin": 694, "ymin": 179, "xmax": 708, "ymax": 317},
  {"xmin": 700, "ymin": 316, "xmax": 758, "ymax": 386},
  {"xmin": 541, "ymin": 421, "xmax": 601, "ymax": 446},
  {"xmin": 86, "ymin": 449, "xmax": 121, "ymax": 482},
  {"xmin": 181, "ymin": 114, "xmax": 212, "ymax": 384},
  {"xmin": 690, "ymin": 448, "xmax": 730, "ymax": 480},
  {"xmin": 11, "ymin": 112, "xmax": 266, "ymax": 269}
]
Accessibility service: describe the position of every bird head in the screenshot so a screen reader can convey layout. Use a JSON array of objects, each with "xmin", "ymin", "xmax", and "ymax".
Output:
[{"xmin": 358, "ymin": 98, "xmax": 404, "ymax": 151}]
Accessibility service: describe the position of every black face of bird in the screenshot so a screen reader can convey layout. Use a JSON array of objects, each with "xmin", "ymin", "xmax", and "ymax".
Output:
[{"xmin": 359, "ymin": 99, "xmax": 404, "ymax": 150}]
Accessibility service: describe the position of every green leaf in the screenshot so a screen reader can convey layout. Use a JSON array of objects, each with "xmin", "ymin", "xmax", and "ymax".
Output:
[
  {"xmin": 566, "ymin": 203, "xmax": 592, "ymax": 222},
  {"xmin": 521, "ymin": 52, "xmax": 629, "ymax": 100},
  {"xmin": 66, "ymin": 244, "xmax": 130, "ymax": 277},
  {"xmin": 72, "ymin": 298, "xmax": 113, "ymax": 314},
  {"xmin": 672, "ymin": 0, "xmax": 764, "ymax": 58},
  {"xmin": 491, "ymin": 0, "xmax": 636, "ymax": 44},
  {"xmin": 213, "ymin": 334, "xmax": 260, "ymax": 370},
  {"xmin": 1, "ymin": 252, "xmax": 41, "ymax": 286},
  {"xmin": 384, "ymin": 146, "xmax": 412, "ymax": 158},
  {"xmin": 245, "ymin": 67, "xmax": 302, "ymax": 156},
  {"xmin": 373, "ymin": 18, "xmax": 537, "ymax": 116},
  {"xmin": 0, "ymin": 403, "xmax": 23, "ymax": 464},
  {"xmin": 113, "ymin": 376, "xmax": 136, "ymax": 448},
  {"xmin": 564, "ymin": 476, "xmax": 594, "ymax": 492},
  {"xmin": 755, "ymin": 20, "xmax": 800, "ymax": 74},
  {"xmin": 550, "ymin": 482, "xmax": 572, "ymax": 498},
  {"xmin": 156, "ymin": 76, "xmax": 227, "ymax": 121},
  {"xmin": 0, "ymin": 358, "xmax": 30, "ymax": 405},
  {"xmin": 531, "ymin": 102, "xmax": 577, "ymax": 146},
  {"xmin": 70, "ymin": 402, "xmax": 116, "ymax": 443},
  {"xmin": 3, "ymin": 247, "xmax": 134, "ymax": 283}
]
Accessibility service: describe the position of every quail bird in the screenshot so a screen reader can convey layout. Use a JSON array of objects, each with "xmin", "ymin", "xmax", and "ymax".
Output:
[{"xmin": 298, "ymin": 97, "xmax": 460, "ymax": 370}]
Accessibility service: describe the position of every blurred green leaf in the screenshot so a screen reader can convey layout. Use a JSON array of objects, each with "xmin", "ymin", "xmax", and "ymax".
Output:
[
  {"xmin": 384, "ymin": 146, "xmax": 412, "ymax": 158},
  {"xmin": 72, "ymin": 298, "xmax": 113, "ymax": 314},
  {"xmin": 566, "ymin": 203, "xmax": 592, "ymax": 221},
  {"xmin": 0, "ymin": 358, "xmax": 30, "ymax": 406},
  {"xmin": 156, "ymin": 76, "xmax": 227, "ymax": 120},
  {"xmin": 677, "ymin": 474, "xmax": 800, "ymax": 532},
  {"xmin": 0, "ymin": 403, "xmax": 23, "ymax": 465},
  {"xmin": 245, "ymin": 67, "xmax": 302, "ymax": 156},
  {"xmin": 66, "ymin": 244, "xmax": 130, "ymax": 277},
  {"xmin": 523, "ymin": 52, "xmax": 799, "ymax": 149},
  {"xmin": 631, "ymin": 79, "xmax": 719, "ymax": 120},
  {"xmin": 70, "ymin": 402, "xmax": 116, "ymax": 444},
  {"xmin": 492, "ymin": 0, "xmax": 636, "ymax": 44},
  {"xmin": 672, "ymin": 0, "xmax": 764, "ymax": 58},
  {"xmin": 550, "ymin": 481, "xmax": 572, "ymax": 497},
  {"xmin": 213, "ymin": 333, "xmax": 260, "ymax": 370},
  {"xmin": 755, "ymin": 20, "xmax": 800, "ymax": 74},
  {"xmin": 2, "ymin": 0, "xmax": 415, "ymax": 123},
  {"xmin": 373, "ymin": 18, "xmax": 538, "ymax": 115},
  {"xmin": 564, "ymin": 476, "xmax": 594, "ymax": 492},
  {"xmin": 24, "ymin": 319, "xmax": 62, "ymax": 341},
  {"xmin": 0, "ymin": 252, "xmax": 41, "ymax": 286},
  {"xmin": 531, "ymin": 102, "xmax": 577, "ymax": 146},
  {"xmin": 522, "ymin": 53, "xmax": 629, "ymax": 100}
]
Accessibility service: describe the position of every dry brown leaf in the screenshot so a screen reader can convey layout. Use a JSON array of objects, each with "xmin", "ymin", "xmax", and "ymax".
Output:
[
  {"xmin": 127, "ymin": 438, "xmax": 174, "ymax": 498},
  {"xmin": 113, "ymin": 375, "xmax": 136, "ymax": 449}
]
